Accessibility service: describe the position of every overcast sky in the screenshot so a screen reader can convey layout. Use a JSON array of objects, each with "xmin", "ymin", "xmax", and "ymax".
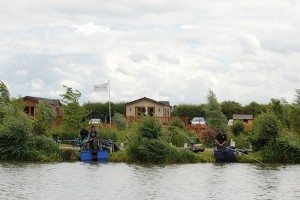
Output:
[{"xmin": 0, "ymin": 0, "xmax": 299, "ymax": 106}]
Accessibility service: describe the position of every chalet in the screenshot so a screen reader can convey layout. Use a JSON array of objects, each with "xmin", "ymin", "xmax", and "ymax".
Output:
[
  {"xmin": 233, "ymin": 114, "xmax": 253, "ymax": 129},
  {"xmin": 23, "ymin": 96, "xmax": 63, "ymax": 127},
  {"xmin": 125, "ymin": 97, "xmax": 171, "ymax": 124}
]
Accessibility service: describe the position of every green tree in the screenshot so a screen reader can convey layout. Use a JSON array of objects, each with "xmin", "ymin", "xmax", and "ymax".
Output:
[
  {"xmin": 112, "ymin": 113, "xmax": 128, "ymax": 130},
  {"xmin": 243, "ymin": 101, "xmax": 267, "ymax": 117},
  {"xmin": 231, "ymin": 120, "xmax": 245, "ymax": 136},
  {"xmin": 0, "ymin": 81, "xmax": 10, "ymax": 124},
  {"xmin": 0, "ymin": 80, "xmax": 10, "ymax": 103},
  {"xmin": 251, "ymin": 112, "xmax": 280, "ymax": 150},
  {"xmin": 32, "ymin": 100, "xmax": 56, "ymax": 136},
  {"xmin": 205, "ymin": 90, "xmax": 227, "ymax": 133},
  {"xmin": 60, "ymin": 86, "xmax": 86, "ymax": 139},
  {"xmin": 221, "ymin": 100, "xmax": 243, "ymax": 120},
  {"xmin": 289, "ymin": 89, "xmax": 300, "ymax": 135}
]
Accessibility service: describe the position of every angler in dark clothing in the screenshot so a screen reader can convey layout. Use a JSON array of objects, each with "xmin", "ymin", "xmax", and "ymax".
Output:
[
  {"xmin": 86, "ymin": 125, "xmax": 101, "ymax": 150},
  {"xmin": 79, "ymin": 128, "xmax": 89, "ymax": 142},
  {"xmin": 215, "ymin": 128, "xmax": 227, "ymax": 150}
]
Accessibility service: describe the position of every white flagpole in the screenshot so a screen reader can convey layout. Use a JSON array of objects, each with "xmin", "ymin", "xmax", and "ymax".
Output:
[{"xmin": 108, "ymin": 80, "xmax": 111, "ymax": 127}]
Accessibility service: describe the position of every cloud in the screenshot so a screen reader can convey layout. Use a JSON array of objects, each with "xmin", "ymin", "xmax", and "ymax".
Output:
[
  {"xmin": 0, "ymin": 0, "xmax": 300, "ymax": 105},
  {"xmin": 31, "ymin": 79, "xmax": 44, "ymax": 90},
  {"xmin": 72, "ymin": 23, "xmax": 110, "ymax": 35}
]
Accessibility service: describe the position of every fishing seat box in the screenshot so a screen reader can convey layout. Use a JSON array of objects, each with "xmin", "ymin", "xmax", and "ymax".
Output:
[
  {"xmin": 97, "ymin": 150, "xmax": 109, "ymax": 162},
  {"xmin": 80, "ymin": 150, "xmax": 92, "ymax": 161}
]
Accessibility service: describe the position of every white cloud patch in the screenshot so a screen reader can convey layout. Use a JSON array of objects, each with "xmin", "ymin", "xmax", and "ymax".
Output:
[
  {"xmin": 1, "ymin": 0, "xmax": 300, "ymax": 105},
  {"xmin": 16, "ymin": 70, "xmax": 27, "ymax": 76},
  {"xmin": 31, "ymin": 79, "xmax": 44, "ymax": 90},
  {"xmin": 72, "ymin": 23, "xmax": 110, "ymax": 35}
]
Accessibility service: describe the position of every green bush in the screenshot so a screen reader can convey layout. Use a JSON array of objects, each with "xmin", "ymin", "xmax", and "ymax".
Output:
[
  {"xmin": 169, "ymin": 117, "xmax": 185, "ymax": 129},
  {"xmin": 112, "ymin": 113, "xmax": 128, "ymax": 130},
  {"xmin": 231, "ymin": 120, "xmax": 245, "ymax": 136},
  {"xmin": 163, "ymin": 126, "xmax": 186, "ymax": 147},
  {"xmin": 25, "ymin": 136, "xmax": 62, "ymax": 162},
  {"xmin": 250, "ymin": 112, "xmax": 280, "ymax": 151},
  {"xmin": 136, "ymin": 116, "xmax": 162, "ymax": 140},
  {"xmin": 0, "ymin": 109, "xmax": 31, "ymax": 160},
  {"xmin": 261, "ymin": 140, "xmax": 300, "ymax": 163}
]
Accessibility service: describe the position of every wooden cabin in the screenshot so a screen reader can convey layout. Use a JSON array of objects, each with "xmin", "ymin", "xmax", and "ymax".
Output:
[
  {"xmin": 232, "ymin": 114, "xmax": 253, "ymax": 129},
  {"xmin": 23, "ymin": 96, "xmax": 63, "ymax": 127},
  {"xmin": 125, "ymin": 97, "xmax": 171, "ymax": 124}
]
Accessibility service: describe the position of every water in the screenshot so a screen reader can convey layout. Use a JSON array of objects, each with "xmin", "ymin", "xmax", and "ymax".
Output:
[{"xmin": 1, "ymin": 162, "xmax": 300, "ymax": 200}]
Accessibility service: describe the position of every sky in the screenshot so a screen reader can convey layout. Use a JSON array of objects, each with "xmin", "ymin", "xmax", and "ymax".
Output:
[{"xmin": 0, "ymin": 0, "xmax": 299, "ymax": 106}]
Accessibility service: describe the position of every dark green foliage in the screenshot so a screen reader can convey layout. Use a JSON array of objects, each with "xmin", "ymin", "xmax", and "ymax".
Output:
[
  {"xmin": 83, "ymin": 102, "xmax": 126, "ymax": 123},
  {"xmin": 101, "ymin": 129, "xmax": 118, "ymax": 142},
  {"xmin": 205, "ymin": 90, "xmax": 227, "ymax": 133},
  {"xmin": 243, "ymin": 101, "xmax": 267, "ymax": 117},
  {"xmin": 172, "ymin": 104, "xmax": 206, "ymax": 121},
  {"xmin": 221, "ymin": 101, "xmax": 243, "ymax": 120},
  {"xmin": 169, "ymin": 116, "xmax": 185, "ymax": 129},
  {"xmin": 289, "ymin": 106, "xmax": 300, "ymax": 135},
  {"xmin": 0, "ymin": 80, "xmax": 10, "ymax": 103},
  {"xmin": 32, "ymin": 100, "xmax": 56, "ymax": 136},
  {"xmin": 231, "ymin": 120, "xmax": 245, "ymax": 136},
  {"xmin": 0, "ymin": 110, "xmax": 31, "ymax": 160},
  {"xmin": 251, "ymin": 112, "xmax": 280, "ymax": 151},
  {"xmin": 261, "ymin": 140, "xmax": 300, "ymax": 163},
  {"xmin": 127, "ymin": 115, "xmax": 197, "ymax": 163},
  {"xmin": 136, "ymin": 116, "xmax": 162, "ymax": 140},
  {"xmin": 164, "ymin": 126, "xmax": 186, "ymax": 147},
  {"xmin": 112, "ymin": 113, "xmax": 128, "ymax": 130},
  {"xmin": 127, "ymin": 138, "xmax": 197, "ymax": 163},
  {"xmin": 25, "ymin": 136, "xmax": 62, "ymax": 162}
]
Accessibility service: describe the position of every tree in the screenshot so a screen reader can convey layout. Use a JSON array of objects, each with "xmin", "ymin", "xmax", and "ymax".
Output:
[
  {"xmin": 112, "ymin": 113, "xmax": 128, "ymax": 130},
  {"xmin": 243, "ymin": 101, "xmax": 267, "ymax": 117},
  {"xmin": 60, "ymin": 86, "xmax": 86, "ymax": 139},
  {"xmin": 251, "ymin": 112, "xmax": 280, "ymax": 150},
  {"xmin": 0, "ymin": 81, "xmax": 10, "ymax": 124},
  {"xmin": 289, "ymin": 89, "xmax": 300, "ymax": 135},
  {"xmin": 32, "ymin": 100, "xmax": 56, "ymax": 136},
  {"xmin": 205, "ymin": 90, "xmax": 227, "ymax": 133},
  {"xmin": 221, "ymin": 100, "xmax": 243, "ymax": 120},
  {"xmin": 0, "ymin": 80, "xmax": 10, "ymax": 103},
  {"xmin": 60, "ymin": 85, "xmax": 81, "ymax": 104}
]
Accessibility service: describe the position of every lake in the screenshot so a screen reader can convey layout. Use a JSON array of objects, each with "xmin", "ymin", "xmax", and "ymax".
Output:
[{"xmin": 1, "ymin": 162, "xmax": 300, "ymax": 200}]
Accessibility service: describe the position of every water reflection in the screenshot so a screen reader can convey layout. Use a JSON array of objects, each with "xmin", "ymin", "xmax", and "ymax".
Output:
[{"xmin": 1, "ymin": 162, "xmax": 300, "ymax": 200}]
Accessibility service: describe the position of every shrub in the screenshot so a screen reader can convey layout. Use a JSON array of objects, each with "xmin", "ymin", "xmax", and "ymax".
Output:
[
  {"xmin": 231, "ymin": 120, "xmax": 245, "ymax": 136},
  {"xmin": 250, "ymin": 112, "xmax": 280, "ymax": 151},
  {"xmin": 112, "ymin": 113, "xmax": 128, "ymax": 130},
  {"xmin": 136, "ymin": 116, "xmax": 162, "ymax": 140},
  {"xmin": 169, "ymin": 117, "xmax": 185, "ymax": 129},
  {"xmin": 164, "ymin": 126, "xmax": 186, "ymax": 147}
]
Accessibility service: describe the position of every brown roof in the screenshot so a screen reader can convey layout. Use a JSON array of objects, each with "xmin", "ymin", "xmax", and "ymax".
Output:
[
  {"xmin": 126, "ymin": 97, "xmax": 170, "ymax": 107},
  {"xmin": 233, "ymin": 114, "xmax": 253, "ymax": 120},
  {"xmin": 23, "ymin": 96, "xmax": 62, "ymax": 106}
]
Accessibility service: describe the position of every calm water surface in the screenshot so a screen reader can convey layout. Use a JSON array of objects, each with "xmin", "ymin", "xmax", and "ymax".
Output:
[{"xmin": 1, "ymin": 161, "xmax": 300, "ymax": 200}]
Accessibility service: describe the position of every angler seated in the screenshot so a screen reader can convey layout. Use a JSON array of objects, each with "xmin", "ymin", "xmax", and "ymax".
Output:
[{"xmin": 86, "ymin": 125, "xmax": 101, "ymax": 150}]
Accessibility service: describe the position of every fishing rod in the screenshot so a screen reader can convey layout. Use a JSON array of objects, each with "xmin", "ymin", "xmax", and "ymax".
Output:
[{"xmin": 226, "ymin": 146, "xmax": 268, "ymax": 166}]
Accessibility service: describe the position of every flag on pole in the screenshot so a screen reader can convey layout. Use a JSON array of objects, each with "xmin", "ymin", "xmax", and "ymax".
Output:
[{"xmin": 94, "ymin": 83, "xmax": 108, "ymax": 92}]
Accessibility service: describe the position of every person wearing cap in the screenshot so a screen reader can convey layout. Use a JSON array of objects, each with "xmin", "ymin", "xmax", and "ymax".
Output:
[
  {"xmin": 79, "ymin": 127, "xmax": 89, "ymax": 142},
  {"xmin": 215, "ymin": 128, "xmax": 227, "ymax": 150},
  {"xmin": 86, "ymin": 125, "xmax": 100, "ymax": 150}
]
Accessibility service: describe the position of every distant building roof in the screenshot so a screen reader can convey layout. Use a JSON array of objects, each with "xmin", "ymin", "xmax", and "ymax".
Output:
[
  {"xmin": 23, "ymin": 96, "xmax": 62, "ymax": 106},
  {"xmin": 126, "ymin": 97, "xmax": 170, "ymax": 107},
  {"xmin": 233, "ymin": 114, "xmax": 253, "ymax": 120}
]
